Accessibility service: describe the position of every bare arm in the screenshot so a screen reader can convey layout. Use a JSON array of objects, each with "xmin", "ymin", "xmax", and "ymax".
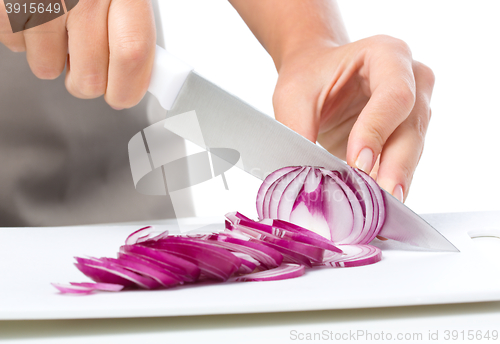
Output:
[{"xmin": 229, "ymin": 0, "xmax": 349, "ymax": 70}]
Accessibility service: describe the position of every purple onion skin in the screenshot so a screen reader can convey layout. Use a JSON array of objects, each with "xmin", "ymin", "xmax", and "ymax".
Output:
[{"xmin": 256, "ymin": 166, "xmax": 386, "ymax": 245}]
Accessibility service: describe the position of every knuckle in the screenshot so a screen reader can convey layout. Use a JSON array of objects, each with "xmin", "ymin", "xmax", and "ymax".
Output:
[
  {"xmin": 399, "ymin": 163, "xmax": 414, "ymax": 184},
  {"xmin": 388, "ymin": 84, "xmax": 416, "ymax": 112},
  {"xmin": 406, "ymin": 112, "xmax": 430, "ymax": 144},
  {"xmin": 363, "ymin": 124, "xmax": 387, "ymax": 152},
  {"xmin": 414, "ymin": 116, "xmax": 428, "ymax": 142},
  {"xmin": 72, "ymin": 72, "xmax": 106, "ymax": 98},
  {"xmin": 388, "ymin": 158, "xmax": 415, "ymax": 185},
  {"xmin": 372, "ymin": 34, "xmax": 412, "ymax": 55},
  {"xmin": 371, "ymin": 34, "xmax": 393, "ymax": 44},
  {"xmin": 112, "ymin": 37, "xmax": 151, "ymax": 64},
  {"xmin": 414, "ymin": 61, "xmax": 436, "ymax": 88}
]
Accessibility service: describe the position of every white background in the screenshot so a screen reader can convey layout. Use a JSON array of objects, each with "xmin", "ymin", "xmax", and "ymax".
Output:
[{"xmin": 158, "ymin": 0, "xmax": 500, "ymax": 217}]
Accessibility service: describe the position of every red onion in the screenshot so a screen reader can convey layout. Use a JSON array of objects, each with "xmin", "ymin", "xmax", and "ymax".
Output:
[
  {"xmin": 317, "ymin": 244, "xmax": 382, "ymax": 268},
  {"xmin": 53, "ymin": 166, "xmax": 385, "ymax": 295},
  {"xmin": 75, "ymin": 258, "xmax": 160, "ymax": 289},
  {"xmin": 209, "ymin": 235, "xmax": 284, "ymax": 269},
  {"xmin": 143, "ymin": 238, "xmax": 241, "ymax": 281},
  {"xmin": 119, "ymin": 244, "xmax": 200, "ymax": 282},
  {"xmin": 234, "ymin": 264, "xmax": 305, "ymax": 282},
  {"xmin": 51, "ymin": 283, "xmax": 124, "ymax": 294},
  {"xmin": 256, "ymin": 166, "xmax": 386, "ymax": 245}
]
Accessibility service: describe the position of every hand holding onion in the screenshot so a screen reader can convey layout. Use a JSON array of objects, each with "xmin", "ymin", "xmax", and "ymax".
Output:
[
  {"xmin": 230, "ymin": 1, "xmax": 434, "ymax": 203},
  {"xmin": 272, "ymin": 36, "xmax": 435, "ymax": 204}
]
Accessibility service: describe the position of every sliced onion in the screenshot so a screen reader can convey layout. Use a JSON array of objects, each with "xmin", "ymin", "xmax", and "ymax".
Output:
[
  {"xmin": 224, "ymin": 218, "xmax": 325, "ymax": 263},
  {"xmin": 74, "ymin": 258, "xmax": 160, "ymax": 289},
  {"xmin": 210, "ymin": 235, "xmax": 283, "ymax": 269},
  {"xmin": 145, "ymin": 238, "xmax": 241, "ymax": 281},
  {"xmin": 259, "ymin": 241, "xmax": 313, "ymax": 268},
  {"xmin": 55, "ymin": 165, "xmax": 386, "ymax": 294},
  {"xmin": 120, "ymin": 245, "xmax": 200, "ymax": 282},
  {"xmin": 52, "ymin": 282, "xmax": 125, "ymax": 295},
  {"xmin": 112, "ymin": 254, "xmax": 181, "ymax": 287},
  {"xmin": 316, "ymin": 244, "xmax": 382, "ymax": 268},
  {"xmin": 125, "ymin": 226, "xmax": 170, "ymax": 245},
  {"xmin": 232, "ymin": 252, "xmax": 258, "ymax": 274},
  {"xmin": 234, "ymin": 264, "xmax": 305, "ymax": 282},
  {"xmin": 69, "ymin": 282, "xmax": 124, "ymax": 291},
  {"xmin": 227, "ymin": 213, "xmax": 342, "ymax": 253},
  {"xmin": 51, "ymin": 283, "xmax": 95, "ymax": 295}
]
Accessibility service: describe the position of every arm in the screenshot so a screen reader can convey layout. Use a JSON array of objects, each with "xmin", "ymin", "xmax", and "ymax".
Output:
[
  {"xmin": 230, "ymin": 0, "xmax": 435, "ymax": 203},
  {"xmin": 229, "ymin": 0, "xmax": 349, "ymax": 70}
]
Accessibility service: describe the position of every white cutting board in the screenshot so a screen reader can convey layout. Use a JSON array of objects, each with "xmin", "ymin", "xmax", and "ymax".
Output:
[{"xmin": 1, "ymin": 211, "xmax": 499, "ymax": 320}]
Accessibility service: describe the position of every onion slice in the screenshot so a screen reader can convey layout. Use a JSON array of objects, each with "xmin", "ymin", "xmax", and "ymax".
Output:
[
  {"xmin": 231, "ymin": 216, "xmax": 342, "ymax": 253},
  {"xmin": 145, "ymin": 238, "xmax": 241, "ymax": 281},
  {"xmin": 234, "ymin": 264, "xmax": 305, "ymax": 282},
  {"xmin": 120, "ymin": 245, "xmax": 200, "ymax": 282},
  {"xmin": 125, "ymin": 226, "xmax": 170, "ymax": 245},
  {"xmin": 74, "ymin": 258, "xmax": 160, "ymax": 289},
  {"xmin": 317, "ymin": 244, "xmax": 382, "ymax": 268}
]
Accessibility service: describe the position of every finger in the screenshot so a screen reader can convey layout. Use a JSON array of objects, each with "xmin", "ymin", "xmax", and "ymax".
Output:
[
  {"xmin": 65, "ymin": 0, "xmax": 111, "ymax": 99},
  {"xmin": 346, "ymin": 36, "xmax": 416, "ymax": 174},
  {"xmin": 105, "ymin": 0, "xmax": 156, "ymax": 109},
  {"xmin": 0, "ymin": 1, "xmax": 26, "ymax": 51},
  {"xmin": 24, "ymin": 15, "xmax": 67, "ymax": 79},
  {"xmin": 376, "ymin": 61, "xmax": 435, "ymax": 202},
  {"xmin": 273, "ymin": 73, "xmax": 321, "ymax": 142}
]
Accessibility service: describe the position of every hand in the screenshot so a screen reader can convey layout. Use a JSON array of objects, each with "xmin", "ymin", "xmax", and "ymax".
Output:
[
  {"xmin": 0, "ymin": 0, "xmax": 156, "ymax": 109},
  {"xmin": 273, "ymin": 35, "xmax": 435, "ymax": 202}
]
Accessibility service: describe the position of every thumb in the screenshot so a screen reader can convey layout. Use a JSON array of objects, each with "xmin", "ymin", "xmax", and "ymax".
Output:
[{"xmin": 272, "ymin": 78, "xmax": 320, "ymax": 143}]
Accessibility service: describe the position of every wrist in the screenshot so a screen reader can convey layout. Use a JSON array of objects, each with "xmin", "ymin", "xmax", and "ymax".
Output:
[
  {"xmin": 276, "ymin": 37, "xmax": 341, "ymax": 73},
  {"xmin": 273, "ymin": 37, "xmax": 343, "ymax": 72}
]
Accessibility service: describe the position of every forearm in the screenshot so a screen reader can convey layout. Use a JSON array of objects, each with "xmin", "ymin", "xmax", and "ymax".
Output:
[{"xmin": 229, "ymin": 0, "xmax": 349, "ymax": 70}]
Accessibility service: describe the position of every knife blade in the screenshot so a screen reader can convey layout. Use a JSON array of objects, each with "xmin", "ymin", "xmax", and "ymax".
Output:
[{"xmin": 148, "ymin": 46, "xmax": 459, "ymax": 252}]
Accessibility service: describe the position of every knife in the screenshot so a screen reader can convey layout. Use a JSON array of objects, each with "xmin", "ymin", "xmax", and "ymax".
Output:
[{"xmin": 145, "ymin": 45, "xmax": 459, "ymax": 252}]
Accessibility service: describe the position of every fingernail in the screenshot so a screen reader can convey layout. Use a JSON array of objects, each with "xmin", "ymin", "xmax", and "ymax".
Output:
[
  {"xmin": 392, "ymin": 184, "xmax": 404, "ymax": 202},
  {"xmin": 355, "ymin": 148, "xmax": 373, "ymax": 173},
  {"xmin": 111, "ymin": 106, "xmax": 124, "ymax": 111}
]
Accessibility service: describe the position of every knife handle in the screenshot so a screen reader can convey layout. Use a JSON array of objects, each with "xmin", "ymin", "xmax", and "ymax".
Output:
[{"xmin": 148, "ymin": 45, "xmax": 193, "ymax": 110}]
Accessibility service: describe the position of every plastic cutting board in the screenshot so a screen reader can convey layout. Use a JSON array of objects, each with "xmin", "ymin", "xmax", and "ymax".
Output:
[{"xmin": 0, "ymin": 211, "xmax": 499, "ymax": 320}]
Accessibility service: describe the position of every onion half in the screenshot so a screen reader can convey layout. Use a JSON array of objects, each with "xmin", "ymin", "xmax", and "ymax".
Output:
[{"xmin": 256, "ymin": 166, "xmax": 386, "ymax": 245}]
